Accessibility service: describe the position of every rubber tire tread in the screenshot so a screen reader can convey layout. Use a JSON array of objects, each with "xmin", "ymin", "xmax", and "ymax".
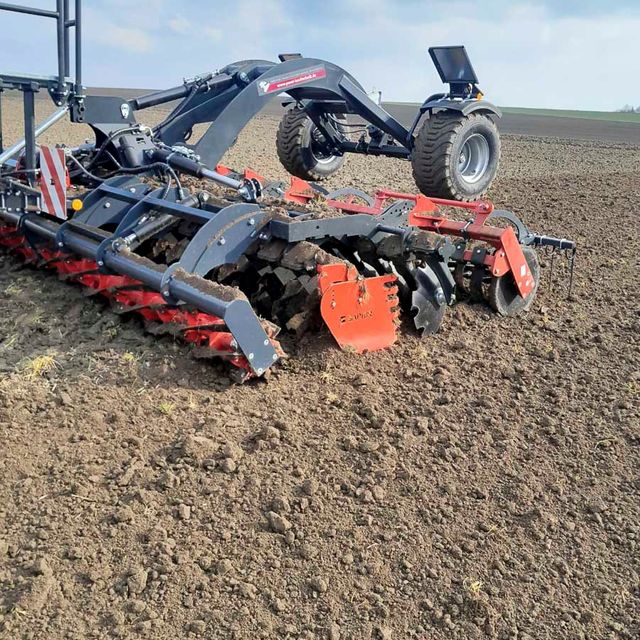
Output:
[
  {"xmin": 411, "ymin": 111, "xmax": 500, "ymax": 201},
  {"xmin": 276, "ymin": 107, "xmax": 345, "ymax": 181}
]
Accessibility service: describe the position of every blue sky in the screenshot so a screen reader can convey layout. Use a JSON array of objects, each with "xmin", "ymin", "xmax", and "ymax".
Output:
[{"xmin": 1, "ymin": 0, "xmax": 637, "ymax": 110}]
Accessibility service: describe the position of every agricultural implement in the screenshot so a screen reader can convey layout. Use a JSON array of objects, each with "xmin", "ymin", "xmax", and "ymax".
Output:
[{"xmin": 0, "ymin": 1, "xmax": 576, "ymax": 382}]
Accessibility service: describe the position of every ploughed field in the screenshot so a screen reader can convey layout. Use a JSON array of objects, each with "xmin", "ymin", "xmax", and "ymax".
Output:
[{"xmin": 0, "ymin": 96, "xmax": 639, "ymax": 640}]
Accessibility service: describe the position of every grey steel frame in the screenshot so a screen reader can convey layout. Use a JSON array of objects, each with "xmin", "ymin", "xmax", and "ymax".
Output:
[
  {"xmin": 131, "ymin": 55, "xmax": 500, "ymax": 170},
  {"xmin": 0, "ymin": 0, "xmax": 82, "ymax": 173}
]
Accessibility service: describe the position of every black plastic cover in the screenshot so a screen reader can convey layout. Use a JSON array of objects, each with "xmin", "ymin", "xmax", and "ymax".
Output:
[{"xmin": 429, "ymin": 46, "xmax": 479, "ymax": 84}]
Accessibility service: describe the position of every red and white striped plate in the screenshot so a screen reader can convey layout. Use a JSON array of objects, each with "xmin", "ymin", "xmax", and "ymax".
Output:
[{"xmin": 38, "ymin": 146, "xmax": 68, "ymax": 220}]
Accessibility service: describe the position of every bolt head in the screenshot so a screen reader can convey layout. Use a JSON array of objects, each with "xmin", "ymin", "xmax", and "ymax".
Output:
[
  {"xmin": 97, "ymin": 260, "xmax": 104, "ymax": 267},
  {"xmin": 263, "ymin": 339, "xmax": 269, "ymax": 346},
  {"xmin": 248, "ymin": 353, "xmax": 254, "ymax": 360},
  {"xmin": 104, "ymin": 202, "xmax": 111, "ymax": 208}
]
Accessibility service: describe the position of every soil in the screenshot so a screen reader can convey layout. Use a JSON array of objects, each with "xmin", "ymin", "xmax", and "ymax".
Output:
[{"xmin": 0, "ymin": 96, "xmax": 639, "ymax": 640}]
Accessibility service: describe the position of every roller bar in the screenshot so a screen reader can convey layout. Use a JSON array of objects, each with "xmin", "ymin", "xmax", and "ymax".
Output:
[{"xmin": 0, "ymin": 207, "xmax": 278, "ymax": 376}]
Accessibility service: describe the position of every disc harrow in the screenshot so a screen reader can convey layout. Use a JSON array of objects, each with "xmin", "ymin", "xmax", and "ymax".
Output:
[
  {"xmin": 0, "ymin": 152, "xmax": 576, "ymax": 383},
  {"xmin": 0, "ymin": 10, "xmax": 576, "ymax": 382}
]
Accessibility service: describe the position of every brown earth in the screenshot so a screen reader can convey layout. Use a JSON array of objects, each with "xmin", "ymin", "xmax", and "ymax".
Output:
[{"xmin": 0, "ymin": 97, "xmax": 639, "ymax": 640}]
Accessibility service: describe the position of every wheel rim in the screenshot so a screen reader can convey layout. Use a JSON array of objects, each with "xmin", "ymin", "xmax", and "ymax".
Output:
[
  {"xmin": 457, "ymin": 133, "xmax": 490, "ymax": 184},
  {"xmin": 310, "ymin": 126, "xmax": 338, "ymax": 165}
]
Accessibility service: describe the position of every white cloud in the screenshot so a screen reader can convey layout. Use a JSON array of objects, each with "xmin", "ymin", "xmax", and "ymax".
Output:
[
  {"xmin": 168, "ymin": 15, "xmax": 190, "ymax": 34},
  {"xmin": 70, "ymin": 0, "xmax": 637, "ymax": 110},
  {"xmin": 94, "ymin": 24, "xmax": 155, "ymax": 54},
  {"xmin": 302, "ymin": 1, "xmax": 640, "ymax": 110},
  {"xmin": 83, "ymin": 4, "xmax": 157, "ymax": 55},
  {"xmin": 211, "ymin": 0, "xmax": 294, "ymax": 60},
  {"xmin": 204, "ymin": 26, "xmax": 223, "ymax": 41}
]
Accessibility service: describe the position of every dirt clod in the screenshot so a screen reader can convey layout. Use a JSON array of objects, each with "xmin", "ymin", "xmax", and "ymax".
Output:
[
  {"xmin": 188, "ymin": 620, "xmax": 206, "ymax": 635},
  {"xmin": 177, "ymin": 504, "xmax": 192, "ymax": 520},
  {"xmin": 300, "ymin": 478, "xmax": 318, "ymax": 496},
  {"xmin": 267, "ymin": 511, "xmax": 292, "ymax": 534},
  {"xmin": 113, "ymin": 505, "xmax": 135, "ymax": 523},
  {"xmin": 215, "ymin": 558, "xmax": 234, "ymax": 576},
  {"xmin": 308, "ymin": 576, "xmax": 328, "ymax": 593},
  {"xmin": 219, "ymin": 457, "xmax": 237, "ymax": 473},
  {"xmin": 127, "ymin": 567, "xmax": 148, "ymax": 595}
]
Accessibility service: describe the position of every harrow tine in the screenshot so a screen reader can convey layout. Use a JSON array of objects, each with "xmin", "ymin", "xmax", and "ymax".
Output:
[
  {"xmin": 567, "ymin": 248, "xmax": 577, "ymax": 299},
  {"xmin": 548, "ymin": 246, "xmax": 557, "ymax": 292}
]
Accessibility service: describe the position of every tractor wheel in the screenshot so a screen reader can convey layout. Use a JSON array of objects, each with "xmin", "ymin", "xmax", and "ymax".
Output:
[
  {"xmin": 276, "ymin": 107, "xmax": 345, "ymax": 181},
  {"xmin": 411, "ymin": 111, "xmax": 500, "ymax": 201}
]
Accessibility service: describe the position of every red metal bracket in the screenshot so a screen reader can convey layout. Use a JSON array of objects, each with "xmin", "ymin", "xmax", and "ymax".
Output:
[
  {"xmin": 283, "ymin": 176, "xmax": 316, "ymax": 205},
  {"xmin": 217, "ymin": 166, "xmax": 316, "ymax": 207},
  {"xmin": 215, "ymin": 163, "xmax": 266, "ymax": 184},
  {"xmin": 408, "ymin": 209, "xmax": 534, "ymax": 298},
  {"xmin": 324, "ymin": 188, "xmax": 493, "ymax": 218},
  {"xmin": 215, "ymin": 163, "xmax": 233, "ymax": 176}
]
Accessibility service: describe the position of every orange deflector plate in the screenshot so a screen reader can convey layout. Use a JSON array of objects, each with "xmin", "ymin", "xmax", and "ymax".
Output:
[{"xmin": 318, "ymin": 263, "xmax": 399, "ymax": 352}]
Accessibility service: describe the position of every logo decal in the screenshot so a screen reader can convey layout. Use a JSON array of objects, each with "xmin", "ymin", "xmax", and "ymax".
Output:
[
  {"xmin": 120, "ymin": 103, "xmax": 130, "ymax": 119},
  {"xmin": 257, "ymin": 66, "xmax": 327, "ymax": 95},
  {"xmin": 340, "ymin": 310, "xmax": 374, "ymax": 324}
]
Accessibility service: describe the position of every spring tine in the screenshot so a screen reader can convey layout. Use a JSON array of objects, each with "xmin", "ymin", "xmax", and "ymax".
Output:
[
  {"xmin": 548, "ymin": 247, "xmax": 556, "ymax": 292},
  {"xmin": 567, "ymin": 248, "xmax": 576, "ymax": 299}
]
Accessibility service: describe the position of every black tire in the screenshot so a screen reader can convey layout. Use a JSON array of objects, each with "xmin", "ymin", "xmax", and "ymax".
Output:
[
  {"xmin": 276, "ymin": 107, "xmax": 345, "ymax": 181},
  {"xmin": 411, "ymin": 111, "xmax": 500, "ymax": 201}
]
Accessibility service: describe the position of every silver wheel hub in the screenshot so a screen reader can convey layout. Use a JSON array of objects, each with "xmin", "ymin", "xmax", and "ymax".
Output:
[
  {"xmin": 457, "ymin": 133, "xmax": 490, "ymax": 184},
  {"xmin": 310, "ymin": 126, "xmax": 337, "ymax": 165}
]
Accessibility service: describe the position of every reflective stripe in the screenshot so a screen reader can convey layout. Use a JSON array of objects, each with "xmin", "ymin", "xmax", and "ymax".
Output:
[{"xmin": 39, "ymin": 146, "xmax": 67, "ymax": 220}]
